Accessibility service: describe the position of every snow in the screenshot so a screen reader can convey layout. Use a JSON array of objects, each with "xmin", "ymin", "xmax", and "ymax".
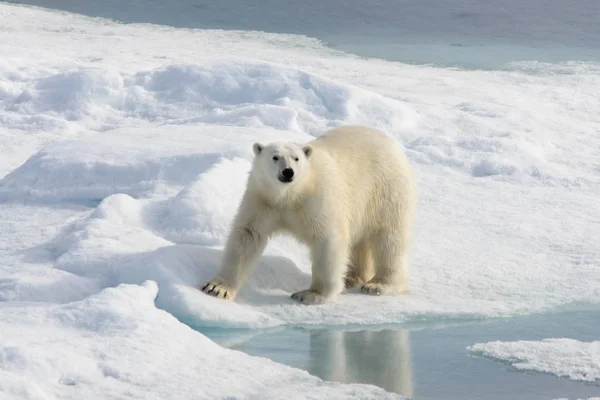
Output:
[
  {"xmin": 2, "ymin": 62, "xmax": 416, "ymax": 136},
  {"xmin": 0, "ymin": 281, "xmax": 401, "ymax": 400},
  {"xmin": 468, "ymin": 339, "xmax": 600, "ymax": 383},
  {"xmin": 1, "ymin": 2, "xmax": 600, "ymax": 399}
]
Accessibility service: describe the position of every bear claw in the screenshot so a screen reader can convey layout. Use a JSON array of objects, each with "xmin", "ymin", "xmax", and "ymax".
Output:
[
  {"xmin": 291, "ymin": 289, "xmax": 328, "ymax": 305},
  {"xmin": 200, "ymin": 280, "xmax": 233, "ymax": 300}
]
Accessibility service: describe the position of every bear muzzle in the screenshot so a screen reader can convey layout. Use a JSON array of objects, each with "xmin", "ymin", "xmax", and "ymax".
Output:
[{"xmin": 278, "ymin": 168, "xmax": 295, "ymax": 183}]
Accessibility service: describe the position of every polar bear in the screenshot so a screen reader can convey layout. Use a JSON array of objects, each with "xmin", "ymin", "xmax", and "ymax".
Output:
[{"xmin": 201, "ymin": 125, "xmax": 417, "ymax": 305}]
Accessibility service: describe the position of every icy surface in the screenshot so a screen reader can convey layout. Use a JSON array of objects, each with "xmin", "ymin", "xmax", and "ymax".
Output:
[
  {"xmin": 1, "ymin": 2, "xmax": 600, "ymax": 399},
  {"xmin": 468, "ymin": 339, "xmax": 600, "ymax": 383},
  {"xmin": 0, "ymin": 281, "xmax": 401, "ymax": 400}
]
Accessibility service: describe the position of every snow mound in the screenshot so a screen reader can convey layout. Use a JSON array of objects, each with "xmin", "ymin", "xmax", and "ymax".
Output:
[
  {"xmin": 468, "ymin": 339, "xmax": 600, "ymax": 383},
  {"xmin": 0, "ymin": 281, "xmax": 404, "ymax": 400},
  {"xmin": 25, "ymin": 69, "xmax": 123, "ymax": 118},
  {"xmin": 407, "ymin": 132, "xmax": 559, "ymax": 183},
  {"xmin": 154, "ymin": 157, "xmax": 252, "ymax": 245},
  {"xmin": 133, "ymin": 62, "xmax": 418, "ymax": 135},
  {"xmin": 13, "ymin": 190, "xmax": 303, "ymax": 328},
  {"xmin": 2, "ymin": 61, "xmax": 418, "ymax": 136},
  {"xmin": 0, "ymin": 135, "xmax": 213, "ymax": 202}
]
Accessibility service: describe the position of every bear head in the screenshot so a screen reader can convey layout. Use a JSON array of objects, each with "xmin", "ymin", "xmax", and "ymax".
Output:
[{"xmin": 250, "ymin": 141, "xmax": 312, "ymax": 195}]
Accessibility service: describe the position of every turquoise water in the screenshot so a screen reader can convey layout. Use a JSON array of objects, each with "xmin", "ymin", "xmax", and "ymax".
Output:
[{"xmin": 202, "ymin": 310, "xmax": 600, "ymax": 399}]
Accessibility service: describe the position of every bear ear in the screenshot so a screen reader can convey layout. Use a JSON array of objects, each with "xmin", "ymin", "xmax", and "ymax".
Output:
[
  {"xmin": 253, "ymin": 143, "xmax": 263, "ymax": 156},
  {"xmin": 303, "ymin": 145, "xmax": 312, "ymax": 158}
]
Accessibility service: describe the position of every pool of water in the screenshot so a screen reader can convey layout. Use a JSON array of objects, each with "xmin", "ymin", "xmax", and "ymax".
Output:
[{"xmin": 202, "ymin": 309, "xmax": 600, "ymax": 399}]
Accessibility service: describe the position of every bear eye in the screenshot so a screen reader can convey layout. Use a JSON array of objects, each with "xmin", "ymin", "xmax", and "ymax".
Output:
[
  {"xmin": 294, "ymin": 157, "xmax": 299, "ymax": 161},
  {"xmin": 272, "ymin": 156, "xmax": 279, "ymax": 162}
]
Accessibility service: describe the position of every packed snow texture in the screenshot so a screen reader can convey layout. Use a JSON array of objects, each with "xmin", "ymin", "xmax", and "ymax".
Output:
[
  {"xmin": 468, "ymin": 339, "xmax": 600, "ymax": 383},
  {"xmin": 1, "ymin": 2, "xmax": 600, "ymax": 399},
  {"xmin": 0, "ymin": 281, "xmax": 402, "ymax": 400}
]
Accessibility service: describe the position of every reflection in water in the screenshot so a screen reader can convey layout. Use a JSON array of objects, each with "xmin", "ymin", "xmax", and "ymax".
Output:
[
  {"xmin": 308, "ymin": 329, "xmax": 413, "ymax": 398},
  {"xmin": 205, "ymin": 312, "xmax": 600, "ymax": 400}
]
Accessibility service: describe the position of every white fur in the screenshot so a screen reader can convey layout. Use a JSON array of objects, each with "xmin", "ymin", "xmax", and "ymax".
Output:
[{"xmin": 201, "ymin": 125, "xmax": 417, "ymax": 305}]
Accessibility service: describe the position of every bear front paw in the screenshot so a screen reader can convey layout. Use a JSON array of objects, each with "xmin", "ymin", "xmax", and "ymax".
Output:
[
  {"xmin": 200, "ymin": 280, "xmax": 235, "ymax": 301},
  {"xmin": 361, "ymin": 282, "xmax": 384, "ymax": 295},
  {"xmin": 291, "ymin": 289, "xmax": 329, "ymax": 305}
]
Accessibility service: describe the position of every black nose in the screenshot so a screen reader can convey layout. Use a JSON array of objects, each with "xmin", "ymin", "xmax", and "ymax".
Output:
[{"xmin": 282, "ymin": 168, "xmax": 294, "ymax": 179}]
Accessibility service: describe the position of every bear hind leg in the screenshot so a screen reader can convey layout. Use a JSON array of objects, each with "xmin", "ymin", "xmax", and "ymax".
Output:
[
  {"xmin": 361, "ymin": 231, "xmax": 409, "ymax": 295},
  {"xmin": 345, "ymin": 239, "xmax": 374, "ymax": 289}
]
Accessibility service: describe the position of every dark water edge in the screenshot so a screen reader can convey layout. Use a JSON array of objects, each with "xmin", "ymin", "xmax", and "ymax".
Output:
[
  {"xmin": 200, "ymin": 309, "xmax": 600, "ymax": 400},
  {"xmin": 6, "ymin": 0, "xmax": 600, "ymax": 69}
]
